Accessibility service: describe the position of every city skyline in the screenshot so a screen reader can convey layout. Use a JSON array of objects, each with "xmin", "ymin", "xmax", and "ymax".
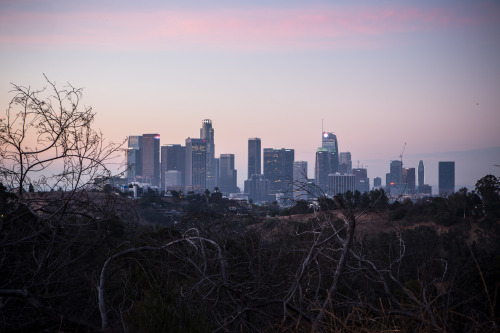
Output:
[
  {"xmin": 1, "ymin": 0, "xmax": 499, "ymax": 191},
  {"xmin": 126, "ymin": 121, "xmax": 493, "ymax": 196}
]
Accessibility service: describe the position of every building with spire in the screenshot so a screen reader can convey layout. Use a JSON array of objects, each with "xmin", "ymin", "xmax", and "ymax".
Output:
[
  {"xmin": 322, "ymin": 132, "xmax": 339, "ymax": 173},
  {"xmin": 200, "ymin": 119, "xmax": 216, "ymax": 191}
]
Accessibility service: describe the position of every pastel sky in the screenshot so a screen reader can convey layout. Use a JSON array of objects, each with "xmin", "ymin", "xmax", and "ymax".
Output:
[{"xmin": 1, "ymin": 0, "xmax": 499, "ymax": 191}]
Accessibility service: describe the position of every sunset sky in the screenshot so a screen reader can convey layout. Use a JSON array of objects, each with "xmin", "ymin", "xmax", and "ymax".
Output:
[{"xmin": 1, "ymin": 0, "xmax": 499, "ymax": 191}]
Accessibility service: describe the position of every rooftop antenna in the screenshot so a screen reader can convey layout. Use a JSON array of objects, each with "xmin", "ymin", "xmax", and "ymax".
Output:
[{"xmin": 322, "ymin": 118, "xmax": 324, "ymax": 135}]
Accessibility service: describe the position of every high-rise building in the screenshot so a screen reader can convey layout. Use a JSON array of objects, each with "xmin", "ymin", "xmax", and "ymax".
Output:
[
  {"xmin": 403, "ymin": 168, "xmax": 416, "ymax": 194},
  {"xmin": 418, "ymin": 160, "xmax": 424, "ymax": 187},
  {"xmin": 244, "ymin": 174, "xmax": 270, "ymax": 203},
  {"xmin": 322, "ymin": 132, "xmax": 339, "ymax": 173},
  {"xmin": 164, "ymin": 170, "xmax": 182, "ymax": 192},
  {"xmin": 329, "ymin": 174, "xmax": 356, "ymax": 196},
  {"xmin": 339, "ymin": 152, "xmax": 352, "ymax": 175},
  {"xmin": 419, "ymin": 184, "xmax": 432, "ymax": 195},
  {"xmin": 389, "ymin": 160, "xmax": 402, "ymax": 184},
  {"xmin": 126, "ymin": 148, "xmax": 140, "ymax": 180},
  {"xmin": 352, "ymin": 168, "xmax": 370, "ymax": 193},
  {"xmin": 315, "ymin": 147, "xmax": 337, "ymax": 194},
  {"xmin": 373, "ymin": 177, "xmax": 382, "ymax": 188},
  {"xmin": 385, "ymin": 173, "xmax": 391, "ymax": 187},
  {"xmin": 219, "ymin": 154, "xmax": 238, "ymax": 195},
  {"xmin": 200, "ymin": 119, "xmax": 216, "ymax": 191},
  {"xmin": 142, "ymin": 134, "xmax": 160, "ymax": 186},
  {"xmin": 248, "ymin": 138, "xmax": 261, "ymax": 178},
  {"xmin": 293, "ymin": 161, "xmax": 308, "ymax": 200},
  {"xmin": 263, "ymin": 148, "xmax": 294, "ymax": 199},
  {"xmin": 185, "ymin": 138, "xmax": 207, "ymax": 192},
  {"xmin": 161, "ymin": 144, "xmax": 185, "ymax": 189},
  {"xmin": 439, "ymin": 161, "xmax": 455, "ymax": 196},
  {"xmin": 127, "ymin": 136, "xmax": 143, "ymax": 180}
]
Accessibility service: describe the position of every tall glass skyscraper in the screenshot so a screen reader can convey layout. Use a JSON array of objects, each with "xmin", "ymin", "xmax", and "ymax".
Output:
[
  {"xmin": 161, "ymin": 144, "xmax": 185, "ymax": 189},
  {"xmin": 127, "ymin": 135, "xmax": 142, "ymax": 180},
  {"xmin": 418, "ymin": 160, "xmax": 424, "ymax": 187},
  {"xmin": 389, "ymin": 160, "xmax": 403, "ymax": 184},
  {"xmin": 263, "ymin": 148, "xmax": 294, "ymax": 199},
  {"xmin": 339, "ymin": 152, "xmax": 352, "ymax": 175},
  {"xmin": 142, "ymin": 134, "xmax": 160, "ymax": 186},
  {"xmin": 322, "ymin": 132, "xmax": 339, "ymax": 173},
  {"xmin": 185, "ymin": 138, "xmax": 207, "ymax": 192},
  {"xmin": 293, "ymin": 161, "xmax": 308, "ymax": 200},
  {"xmin": 200, "ymin": 119, "xmax": 216, "ymax": 191},
  {"xmin": 439, "ymin": 161, "xmax": 455, "ymax": 196},
  {"xmin": 248, "ymin": 138, "xmax": 261, "ymax": 178},
  {"xmin": 315, "ymin": 147, "xmax": 330, "ymax": 194},
  {"xmin": 219, "ymin": 154, "xmax": 237, "ymax": 194}
]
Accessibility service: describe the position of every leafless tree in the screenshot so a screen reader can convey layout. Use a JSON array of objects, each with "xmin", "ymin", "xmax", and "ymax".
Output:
[
  {"xmin": 0, "ymin": 75, "xmax": 128, "ymax": 331},
  {"xmin": 0, "ymin": 74, "xmax": 122, "ymax": 199}
]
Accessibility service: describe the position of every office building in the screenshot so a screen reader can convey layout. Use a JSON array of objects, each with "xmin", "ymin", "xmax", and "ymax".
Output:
[
  {"xmin": 322, "ymin": 132, "xmax": 339, "ymax": 173},
  {"xmin": 373, "ymin": 177, "xmax": 382, "ymax": 188},
  {"xmin": 248, "ymin": 138, "xmax": 262, "ymax": 178},
  {"xmin": 185, "ymin": 138, "xmax": 207, "ymax": 192},
  {"xmin": 315, "ymin": 147, "xmax": 336, "ymax": 194},
  {"xmin": 352, "ymin": 168, "xmax": 369, "ymax": 193},
  {"xmin": 200, "ymin": 119, "xmax": 216, "ymax": 191},
  {"xmin": 164, "ymin": 170, "xmax": 183, "ymax": 192},
  {"xmin": 142, "ymin": 134, "xmax": 160, "ymax": 186},
  {"xmin": 419, "ymin": 184, "xmax": 432, "ymax": 195},
  {"xmin": 403, "ymin": 168, "xmax": 416, "ymax": 194},
  {"xmin": 127, "ymin": 135, "xmax": 143, "ymax": 180},
  {"xmin": 161, "ymin": 144, "xmax": 186, "ymax": 190},
  {"xmin": 418, "ymin": 160, "xmax": 424, "ymax": 187},
  {"xmin": 219, "ymin": 154, "xmax": 238, "ymax": 195},
  {"xmin": 293, "ymin": 161, "xmax": 308, "ymax": 200},
  {"xmin": 244, "ymin": 174, "xmax": 270, "ymax": 203},
  {"xmin": 329, "ymin": 174, "xmax": 356, "ymax": 196},
  {"xmin": 126, "ymin": 148, "xmax": 140, "ymax": 180},
  {"xmin": 439, "ymin": 161, "xmax": 455, "ymax": 196},
  {"xmin": 263, "ymin": 148, "xmax": 294, "ymax": 199},
  {"xmin": 339, "ymin": 152, "xmax": 352, "ymax": 175},
  {"xmin": 389, "ymin": 160, "xmax": 402, "ymax": 184}
]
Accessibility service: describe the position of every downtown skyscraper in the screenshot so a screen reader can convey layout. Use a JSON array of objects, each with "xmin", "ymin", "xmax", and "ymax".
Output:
[
  {"xmin": 439, "ymin": 161, "xmax": 455, "ymax": 196},
  {"xmin": 200, "ymin": 119, "xmax": 216, "ymax": 191},
  {"xmin": 219, "ymin": 154, "xmax": 238, "ymax": 195},
  {"xmin": 315, "ymin": 132, "xmax": 340, "ymax": 194},
  {"xmin": 293, "ymin": 161, "xmax": 308, "ymax": 200},
  {"xmin": 263, "ymin": 148, "xmax": 294, "ymax": 199},
  {"xmin": 126, "ymin": 135, "xmax": 142, "ymax": 181},
  {"xmin": 161, "ymin": 144, "xmax": 185, "ymax": 189},
  {"xmin": 248, "ymin": 138, "xmax": 261, "ymax": 178},
  {"xmin": 418, "ymin": 160, "xmax": 424, "ymax": 187},
  {"xmin": 322, "ymin": 132, "xmax": 339, "ymax": 173},
  {"xmin": 142, "ymin": 134, "xmax": 160, "ymax": 186},
  {"xmin": 185, "ymin": 138, "xmax": 207, "ymax": 192}
]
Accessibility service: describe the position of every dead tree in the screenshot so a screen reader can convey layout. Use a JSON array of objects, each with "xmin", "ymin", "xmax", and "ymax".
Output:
[{"xmin": 0, "ymin": 76, "xmax": 126, "ymax": 331}]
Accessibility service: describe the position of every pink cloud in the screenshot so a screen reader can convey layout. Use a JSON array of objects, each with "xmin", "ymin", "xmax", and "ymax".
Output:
[{"xmin": 0, "ymin": 5, "xmax": 498, "ymax": 51}]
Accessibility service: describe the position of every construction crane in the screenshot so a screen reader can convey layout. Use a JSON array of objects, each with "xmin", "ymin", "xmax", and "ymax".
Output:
[
  {"xmin": 400, "ymin": 142, "xmax": 406, "ymax": 184},
  {"xmin": 400, "ymin": 142, "xmax": 406, "ymax": 168}
]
